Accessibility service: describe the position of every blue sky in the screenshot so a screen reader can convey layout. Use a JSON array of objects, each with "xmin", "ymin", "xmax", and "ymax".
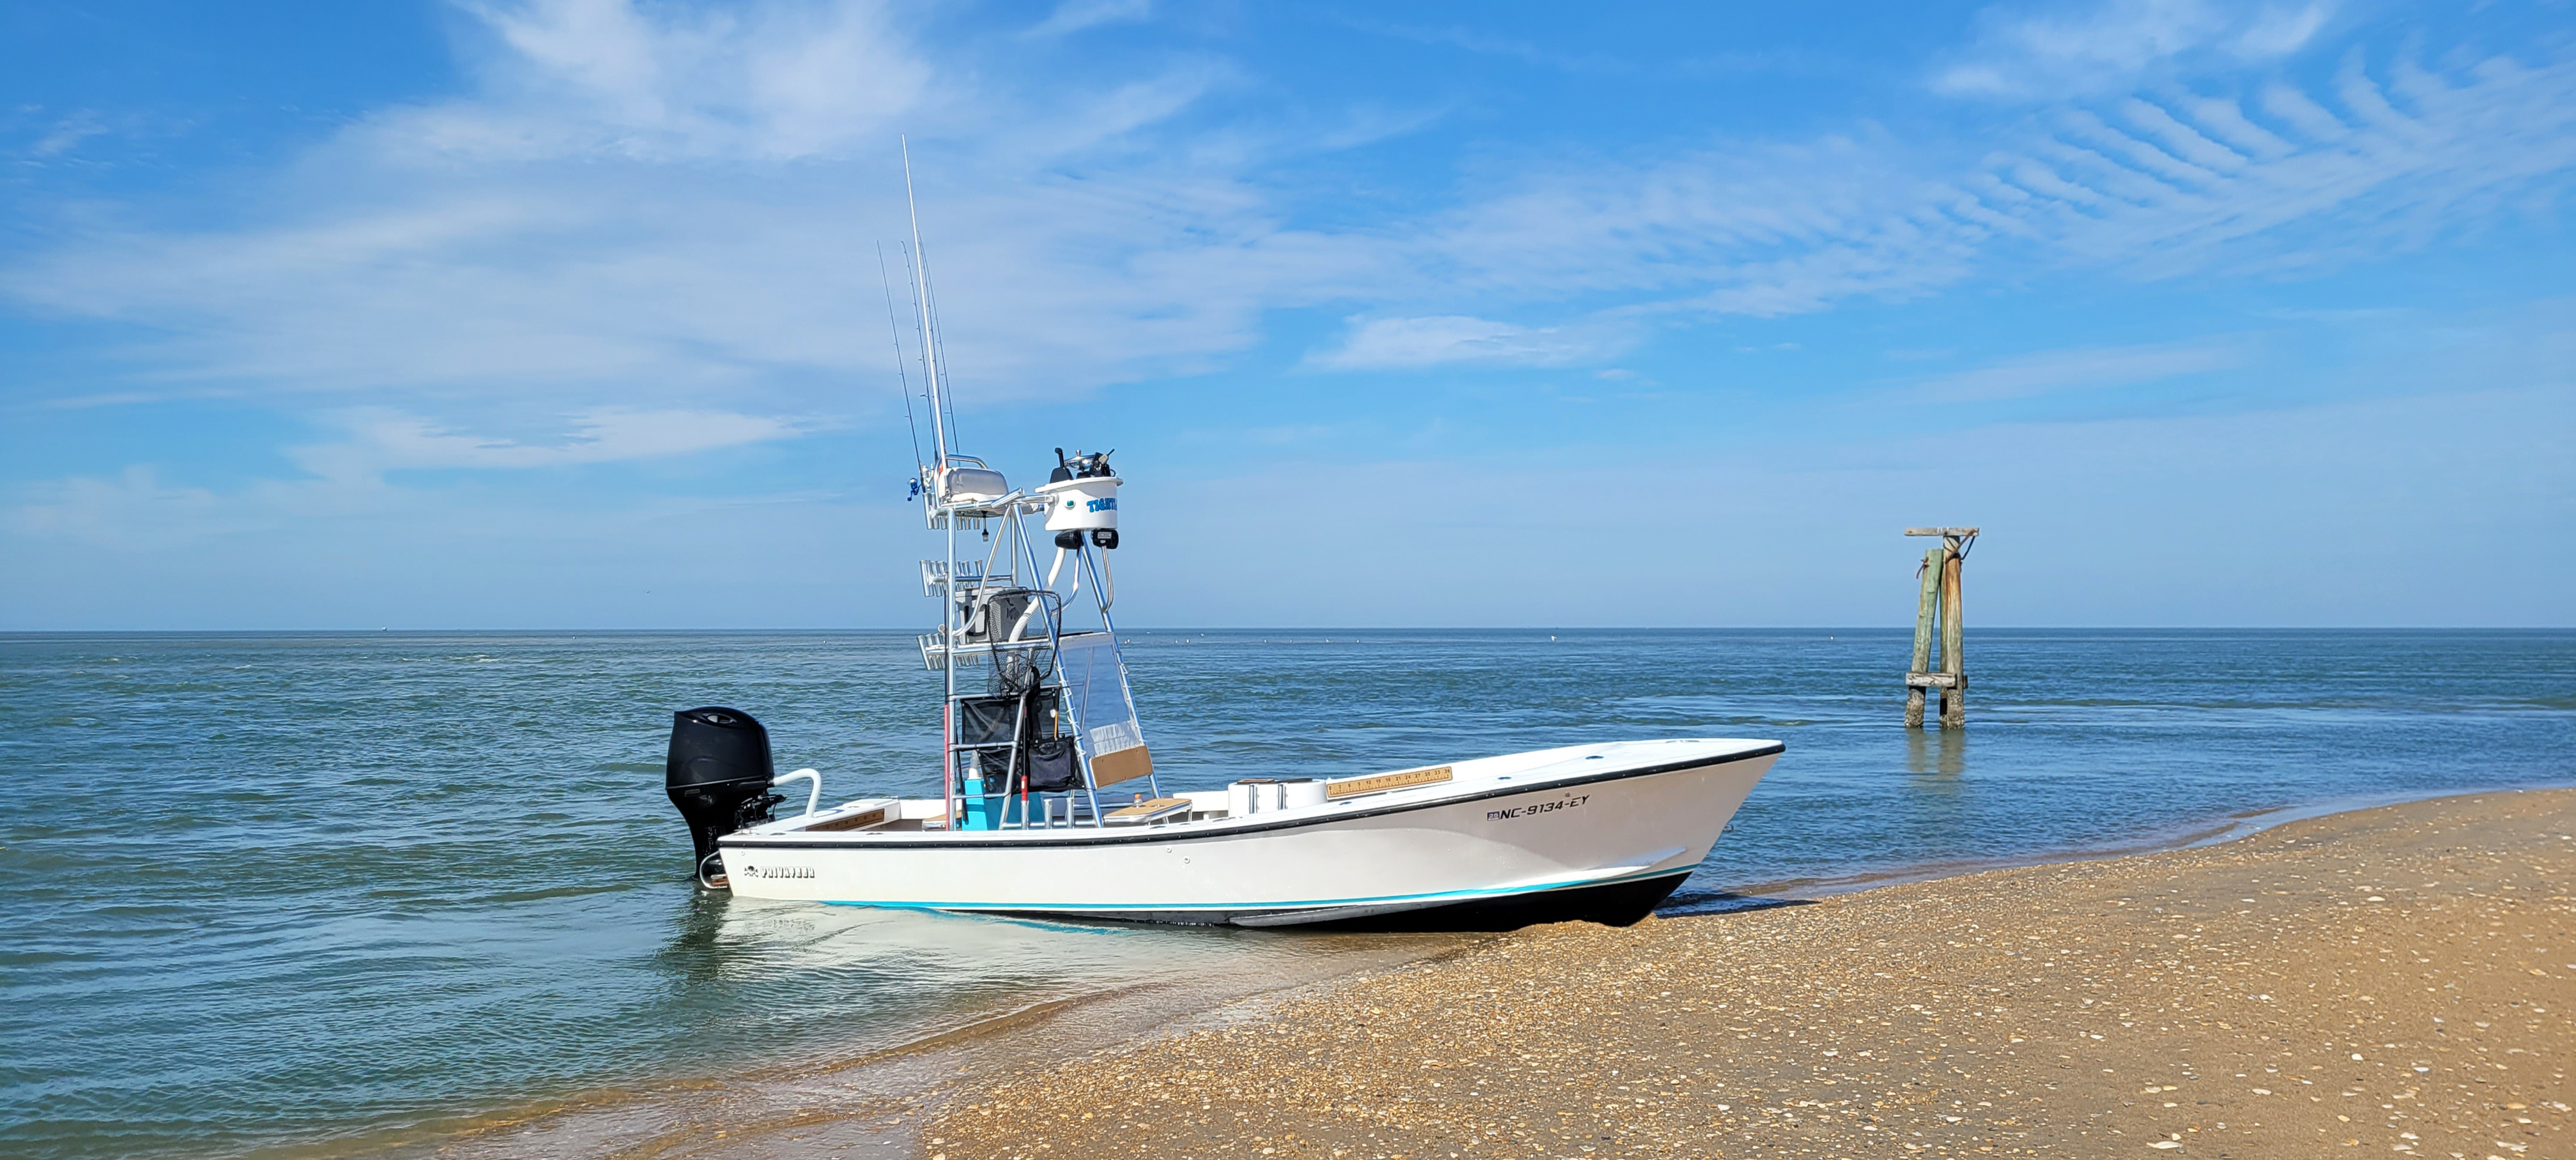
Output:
[{"xmin": 3, "ymin": 0, "xmax": 2571, "ymax": 629}]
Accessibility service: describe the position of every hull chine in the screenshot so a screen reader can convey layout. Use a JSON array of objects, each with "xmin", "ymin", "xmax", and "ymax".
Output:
[{"xmin": 959, "ymin": 869, "xmax": 1692, "ymax": 932}]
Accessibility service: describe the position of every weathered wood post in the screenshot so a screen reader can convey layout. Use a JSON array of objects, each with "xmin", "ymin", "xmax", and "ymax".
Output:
[
  {"xmin": 1905, "ymin": 548, "xmax": 1941, "ymax": 728},
  {"xmin": 1903, "ymin": 527, "xmax": 1979, "ymax": 729},
  {"xmin": 1940, "ymin": 544, "xmax": 1966, "ymax": 728}
]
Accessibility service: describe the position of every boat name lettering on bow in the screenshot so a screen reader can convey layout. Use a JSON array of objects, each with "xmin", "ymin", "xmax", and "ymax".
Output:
[
  {"xmin": 1487, "ymin": 795, "xmax": 1588, "ymax": 821},
  {"xmin": 741, "ymin": 864, "xmax": 815, "ymax": 880}
]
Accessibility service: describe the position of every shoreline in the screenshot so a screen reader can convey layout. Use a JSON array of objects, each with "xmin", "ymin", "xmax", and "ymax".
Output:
[
  {"xmin": 928, "ymin": 787, "xmax": 2576, "ymax": 1158},
  {"xmin": 1707, "ymin": 784, "xmax": 2535, "ymax": 906},
  {"xmin": 391, "ymin": 932, "xmax": 1477, "ymax": 1160},
  {"xmin": 376, "ymin": 785, "xmax": 2574, "ymax": 1160}
]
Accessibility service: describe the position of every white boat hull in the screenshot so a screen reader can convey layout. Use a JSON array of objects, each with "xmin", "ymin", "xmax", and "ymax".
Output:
[{"xmin": 718, "ymin": 738, "xmax": 1779, "ymax": 928}]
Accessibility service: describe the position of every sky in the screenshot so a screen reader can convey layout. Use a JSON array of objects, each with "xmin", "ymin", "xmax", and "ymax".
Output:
[{"xmin": 3, "ymin": 0, "xmax": 2572, "ymax": 629}]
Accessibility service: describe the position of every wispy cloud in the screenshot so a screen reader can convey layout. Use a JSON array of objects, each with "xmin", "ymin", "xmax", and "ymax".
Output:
[
  {"xmin": 2, "ymin": 0, "xmax": 1385, "ymax": 408},
  {"xmin": 5, "ymin": 408, "xmax": 810, "ymax": 552},
  {"xmin": 1935, "ymin": 0, "xmax": 2341, "ymax": 98},
  {"xmin": 3, "ymin": 468, "xmax": 227, "ymax": 550},
  {"xmin": 5, "ymin": 105, "xmax": 172, "ymax": 167},
  {"xmin": 429, "ymin": 0, "xmax": 933, "ymax": 161},
  {"xmin": 1307, "ymin": 315, "xmax": 1613, "ymax": 370},
  {"xmin": 1912, "ymin": 339, "xmax": 2250, "ymax": 401},
  {"xmin": 1407, "ymin": 45, "xmax": 2576, "ymax": 319},
  {"xmin": 1351, "ymin": 20, "xmax": 1627, "ymax": 74},
  {"xmin": 1025, "ymin": 0, "xmax": 1153, "ymax": 39},
  {"xmin": 288, "ymin": 408, "xmax": 807, "ymax": 481},
  {"xmin": 29, "ymin": 110, "xmax": 111, "ymax": 158},
  {"xmin": 6, "ymin": 2, "xmax": 2573, "ymax": 422}
]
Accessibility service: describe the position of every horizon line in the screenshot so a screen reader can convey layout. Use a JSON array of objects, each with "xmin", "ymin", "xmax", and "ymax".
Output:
[{"xmin": 6, "ymin": 625, "xmax": 2573, "ymax": 636}]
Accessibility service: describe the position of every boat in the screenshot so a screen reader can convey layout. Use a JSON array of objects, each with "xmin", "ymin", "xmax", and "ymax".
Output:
[{"xmin": 659, "ymin": 151, "xmax": 1781, "ymax": 930}]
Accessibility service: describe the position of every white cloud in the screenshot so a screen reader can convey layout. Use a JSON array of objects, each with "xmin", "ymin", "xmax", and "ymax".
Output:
[
  {"xmin": 429, "ymin": 0, "xmax": 933, "ymax": 160},
  {"xmin": 2233, "ymin": 3, "xmax": 2334, "ymax": 58},
  {"xmin": 3, "ymin": 0, "xmax": 1384, "ymax": 407},
  {"xmin": 1935, "ymin": 0, "xmax": 2341, "ymax": 98},
  {"xmin": 4, "ymin": 2, "xmax": 2572, "ymax": 425},
  {"xmin": 1308, "ymin": 315, "xmax": 1611, "ymax": 370}
]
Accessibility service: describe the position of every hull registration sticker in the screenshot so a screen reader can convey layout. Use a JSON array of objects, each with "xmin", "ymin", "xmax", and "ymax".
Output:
[{"xmin": 1489, "ymin": 795, "xmax": 1587, "ymax": 821}]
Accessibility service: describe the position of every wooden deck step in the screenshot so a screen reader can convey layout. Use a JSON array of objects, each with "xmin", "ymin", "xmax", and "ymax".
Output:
[{"xmin": 1103, "ymin": 796, "xmax": 1192, "ymax": 825}]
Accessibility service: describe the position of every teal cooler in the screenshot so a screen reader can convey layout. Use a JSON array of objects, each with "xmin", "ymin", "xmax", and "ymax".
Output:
[{"xmin": 960, "ymin": 768, "xmax": 1000, "ymax": 831}]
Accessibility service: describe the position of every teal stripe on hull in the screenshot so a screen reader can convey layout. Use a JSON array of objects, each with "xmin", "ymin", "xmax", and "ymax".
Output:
[{"xmin": 812, "ymin": 864, "xmax": 1685, "ymax": 916}]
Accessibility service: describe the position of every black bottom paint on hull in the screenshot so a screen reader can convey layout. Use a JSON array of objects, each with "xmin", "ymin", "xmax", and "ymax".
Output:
[
  {"xmin": 1308, "ymin": 871, "xmax": 1692, "ymax": 932},
  {"xmin": 984, "ymin": 872, "xmax": 1695, "ymax": 933}
]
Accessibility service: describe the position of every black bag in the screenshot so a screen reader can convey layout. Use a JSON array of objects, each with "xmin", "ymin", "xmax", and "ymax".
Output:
[
  {"xmin": 957, "ymin": 691, "xmax": 1059, "ymax": 748},
  {"xmin": 1023, "ymin": 737, "xmax": 1080, "ymax": 793}
]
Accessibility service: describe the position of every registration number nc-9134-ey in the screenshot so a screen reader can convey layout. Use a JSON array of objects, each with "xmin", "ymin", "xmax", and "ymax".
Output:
[{"xmin": 1488, "ymin": 795, "xmax": 1586, "ymax": 821}]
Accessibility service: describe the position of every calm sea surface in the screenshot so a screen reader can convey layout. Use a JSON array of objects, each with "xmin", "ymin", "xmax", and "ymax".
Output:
[{"xmin": 4, "ymin": 629, "xmax": 2572, "ymax": 1157}]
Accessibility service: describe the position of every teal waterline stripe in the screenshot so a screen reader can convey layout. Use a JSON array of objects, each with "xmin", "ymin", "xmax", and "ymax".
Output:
[{"xmin": 813, "ymin": 864, "xmax": 1678, "ymax": 914}]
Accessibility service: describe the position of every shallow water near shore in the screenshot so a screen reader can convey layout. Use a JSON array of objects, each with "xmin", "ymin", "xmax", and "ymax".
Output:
[{"xmin": 3, "ymin": 628, "xmax": 2572, "ymax": 1158}]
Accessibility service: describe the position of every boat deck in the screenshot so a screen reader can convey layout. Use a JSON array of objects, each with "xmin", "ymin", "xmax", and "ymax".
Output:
[{"xmin": 727, "ymin": 738, "xmax": 1780, "ymax": 848}]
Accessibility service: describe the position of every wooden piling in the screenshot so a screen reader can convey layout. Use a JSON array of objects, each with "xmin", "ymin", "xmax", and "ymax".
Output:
[
  {"xmin": 1940, "ymin": 546, "xmax": 1966, "ymax": 728},
  {"xmin": 1902, "ymin": 526, "xmax": 1979, "ymax": 729},
  {"xmin": 1905, "ymin": 547, "xmax": 1940, "ymax": 728}
]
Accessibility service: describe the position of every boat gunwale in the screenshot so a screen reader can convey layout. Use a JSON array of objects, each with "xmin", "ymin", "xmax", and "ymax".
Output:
[{"xmin": 721, "ymin": 740, "xmax": 1783, "ymax": 851}]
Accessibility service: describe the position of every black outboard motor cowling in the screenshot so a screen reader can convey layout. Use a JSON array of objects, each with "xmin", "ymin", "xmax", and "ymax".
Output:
[{"xmin": 666, "ymin": 706, "xmax": 779, "ymax": 881}]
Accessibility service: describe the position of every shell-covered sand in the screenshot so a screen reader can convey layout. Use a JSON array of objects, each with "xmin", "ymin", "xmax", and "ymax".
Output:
[{"xmin": 926, "ymin": 788, "xmax": 2575, "ymax": 1159}]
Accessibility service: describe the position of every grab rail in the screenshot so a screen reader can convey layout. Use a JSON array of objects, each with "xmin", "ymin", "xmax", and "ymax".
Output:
[{"xmin": 774, "ymin": 768, "xmax": 822, "ymax": 816}]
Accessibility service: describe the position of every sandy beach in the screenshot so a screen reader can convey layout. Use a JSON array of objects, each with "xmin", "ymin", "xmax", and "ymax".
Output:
[{"xmin": 926, "ymin": 788, "xmax": 2575, "ymax": 1159}]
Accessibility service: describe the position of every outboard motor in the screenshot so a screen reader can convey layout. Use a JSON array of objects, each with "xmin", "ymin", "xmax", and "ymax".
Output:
[{"xmin": 665, "ymin": 706, "xmax": 779, "ymax": 884}]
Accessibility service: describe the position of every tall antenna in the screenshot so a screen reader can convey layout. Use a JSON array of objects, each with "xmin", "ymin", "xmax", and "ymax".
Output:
[
  {"xmin": 899, "ymin": 240, "xmax": 931, "ymax": 419},
  {"xmin": 877, "ymin": 241, "xmax": 925, "ymax": 477},
  {"xmin": 901, "ymin": 135, "xmax": 947, "ymax": 467}
]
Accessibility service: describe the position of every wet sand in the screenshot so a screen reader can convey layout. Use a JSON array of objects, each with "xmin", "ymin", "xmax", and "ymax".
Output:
[
  {"xmin": 395, "ymin": 934, "xmax": 1471, "ymax": 1160},
  {"xmin": 926, "ymin": 788, "xmax": 2576, "ymax": 1158}
]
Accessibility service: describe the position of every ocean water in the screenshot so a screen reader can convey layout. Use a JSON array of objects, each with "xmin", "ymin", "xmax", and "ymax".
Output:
[{"xmin": 3, "ymin": 628, "xmax": 2571, "ymax": 1157}]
